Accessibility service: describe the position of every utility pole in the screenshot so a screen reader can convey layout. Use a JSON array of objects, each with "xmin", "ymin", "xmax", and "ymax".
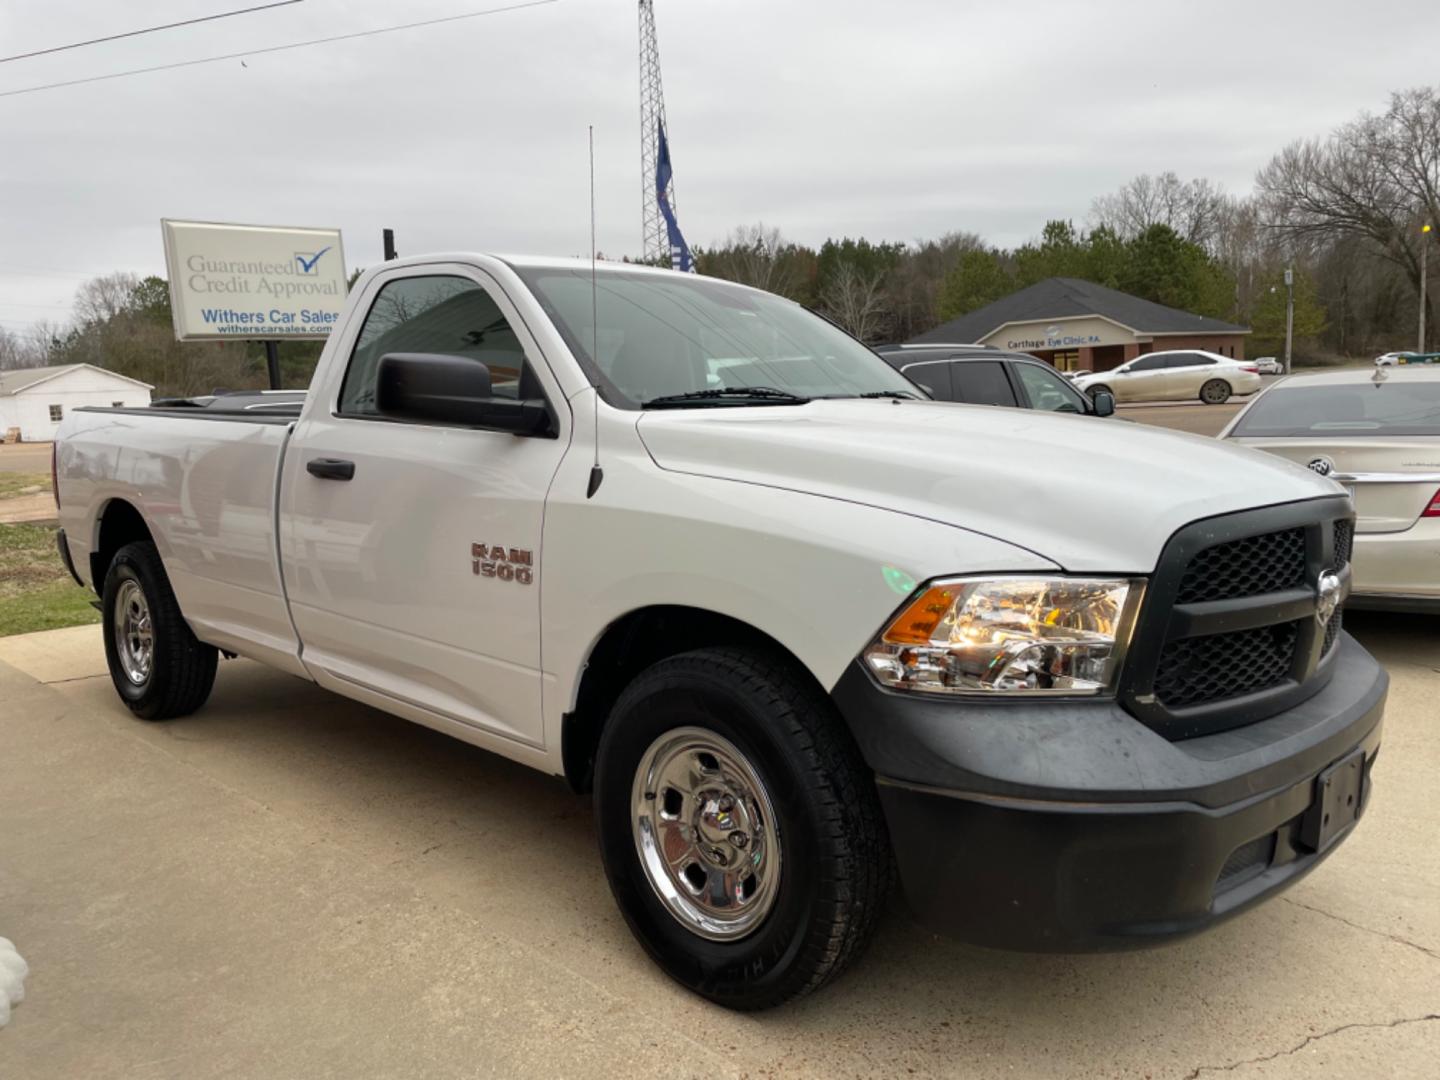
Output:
[
  {"xmin": 1421, "ymin": 221, "xmax": 1431, "ymax": 354},
  {"xmin": 1284, "ymin": 267, "xmax": 1294, "ymax": 374}
]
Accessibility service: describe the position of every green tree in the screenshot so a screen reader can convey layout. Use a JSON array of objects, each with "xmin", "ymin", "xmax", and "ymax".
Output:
[
  {"xmin": 129, "ymin": 276, "xmax": 173, "ymax": 326},
  {"xmin": 1014, "ymin": 220, "xmax": 1090, "ymax": 285},
  {"xmin": 1250, "ymin": 269, "xmax": 1327, "ymax": 356},
  {"xmin": 935, "ymin": 249, "xmax": 1012, "ymax": 321},
  {"xmin": 1082, "ymin": 224, "xmax": 1128, "ymax": 289},
  {"xmin": 815, "ymin": 237, "xmax": 903, "ymax": 294},
  {"xmin": 1120, "ymin": 224, "xmax": 1235, "ymax": 318}
]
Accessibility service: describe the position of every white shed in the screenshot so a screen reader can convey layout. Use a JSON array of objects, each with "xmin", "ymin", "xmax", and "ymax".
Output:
[{"xmin": 0, "ymin": 364, "xmax": 153, "ymax": 443}]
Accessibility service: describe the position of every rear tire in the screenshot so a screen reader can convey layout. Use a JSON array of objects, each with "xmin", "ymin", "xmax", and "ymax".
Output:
[
  {"xmin": 593, "ymin": 647, "xmax": 891, "ymax": 1010},
  {"xmin": 102, "ymin": 541, "xmax": 217, "ymax": 720},
  {"xmin": 1200, "ymin": 378, "xmax": 1232, "ymax": 404}
]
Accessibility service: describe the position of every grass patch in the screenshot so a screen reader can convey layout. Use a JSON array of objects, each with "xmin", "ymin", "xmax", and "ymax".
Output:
[
  {"xmin": 0, "ymin": 472, "xmax": 50, "ymax": 500},
  {"xmin": 0, "ymin": 522, "xmax": 100, "ymax": 636}
]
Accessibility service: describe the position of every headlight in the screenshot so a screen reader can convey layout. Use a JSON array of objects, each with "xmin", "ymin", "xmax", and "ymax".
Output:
[{"xmin": 863, "ymin": 576, "xmax": 1143, "ymax": 695}]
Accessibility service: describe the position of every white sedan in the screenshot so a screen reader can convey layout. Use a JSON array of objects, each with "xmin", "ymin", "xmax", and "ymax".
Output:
[
  {"xmin": 1073, "ymin": 350, "xmax": 1262, "ymax": 405},
  {"xmin": 1220, "ymin": 367, "xmax": 1440, "ymax": 612}
]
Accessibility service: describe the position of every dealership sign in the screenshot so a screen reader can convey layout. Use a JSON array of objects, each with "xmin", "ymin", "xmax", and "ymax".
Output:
[{"xmin": 161, "ymin": 219, "xmax": 348, "ymax": 341}]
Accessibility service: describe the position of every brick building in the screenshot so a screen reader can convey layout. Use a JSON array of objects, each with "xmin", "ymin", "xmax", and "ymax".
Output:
[{"xmin": 909, "ymin": 277, "xmax": 1248, "ymax": 372}]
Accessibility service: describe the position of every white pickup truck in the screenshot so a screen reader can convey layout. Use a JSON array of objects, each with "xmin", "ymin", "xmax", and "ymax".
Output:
[{"xmin": 55, "ymin": 254, "xmax": 1387, "ymax": 1010}]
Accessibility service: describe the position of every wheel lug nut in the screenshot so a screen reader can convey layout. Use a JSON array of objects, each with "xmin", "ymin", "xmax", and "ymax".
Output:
[{"xmin": 729, "ymin": 831, "xmax": 748, "ymax": 848}]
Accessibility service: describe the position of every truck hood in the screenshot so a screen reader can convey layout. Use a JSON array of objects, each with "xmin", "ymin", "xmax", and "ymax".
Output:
[{"xmin": 636, "ymin": 400, "xmax": 1343, "ymax": 572}]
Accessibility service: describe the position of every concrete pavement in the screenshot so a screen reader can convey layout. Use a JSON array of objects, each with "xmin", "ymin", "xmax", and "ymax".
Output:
[{"xmin": 0, "ymin": 617, "xmax": 1437, "ymax": 1079}]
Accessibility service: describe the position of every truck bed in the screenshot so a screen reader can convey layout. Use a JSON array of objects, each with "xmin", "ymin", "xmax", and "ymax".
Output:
[{"xmin": 56, "ymin": 407, "xmax": 303, "ymax": 676}]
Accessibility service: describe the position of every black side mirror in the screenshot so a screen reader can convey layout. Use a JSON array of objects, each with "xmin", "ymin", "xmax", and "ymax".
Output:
[
  {"xmin": 1090, "ymin": 390, "xmax": 1116, "ymax": 417},
  {"xmin": 375, "ymin": 353, "xmax": 553, "ymax": 436}
]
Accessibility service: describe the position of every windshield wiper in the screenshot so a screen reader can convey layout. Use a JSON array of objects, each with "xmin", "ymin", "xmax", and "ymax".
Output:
[
  {"xmin": 848, "ymin": 390, "xmax": 923, "ymax": 400},
  {"xmin": 641, "ymin": 386, "xmax": 812, "ymax": 409}
]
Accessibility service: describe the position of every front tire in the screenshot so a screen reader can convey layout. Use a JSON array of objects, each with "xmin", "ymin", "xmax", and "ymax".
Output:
[
  {"xmin": 1200, "ymin": 378, "xmax": 1232, "ymax": 404},
  {"xmin": 102, "ymin": 541, "xmax": 217, "ymax": 720},
  {"xmin": 593, "ymin": 647, "xmax": 891, "ymax": 1010},
  {"xmin": 1087, "ymin": 383, "xmax": 1113, "ymax": 402}
]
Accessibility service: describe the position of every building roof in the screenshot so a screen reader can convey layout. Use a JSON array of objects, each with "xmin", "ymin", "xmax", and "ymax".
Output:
[
  {"xmin": 910, "ymin": 277, "xmax": 1249, "ymax": 345},
  {"xmin": 0, "ymin": 363, "xmax": 153, "ymax": 396}
]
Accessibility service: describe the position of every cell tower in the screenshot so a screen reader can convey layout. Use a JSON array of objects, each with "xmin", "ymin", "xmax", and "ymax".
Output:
[{"xmin": 638, "ymin": 0, "xmax": 673, "ymax": 265}]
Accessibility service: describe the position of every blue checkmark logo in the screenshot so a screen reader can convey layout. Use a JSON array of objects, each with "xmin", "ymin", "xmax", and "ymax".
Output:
[{"xmin": 294, "ymin": 246, "xmax": 332, "ymax": 274}]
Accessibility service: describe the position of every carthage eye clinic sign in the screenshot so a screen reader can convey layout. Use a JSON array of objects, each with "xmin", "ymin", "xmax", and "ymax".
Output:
[{"xmin": 161, "ymin": 219, "xmax": 348, "ymax": 340}]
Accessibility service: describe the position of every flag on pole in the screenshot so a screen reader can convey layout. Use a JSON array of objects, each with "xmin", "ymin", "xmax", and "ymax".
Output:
[{"xmin": 655, "ymin": 122, "xmax": 695, "ymax": 272}]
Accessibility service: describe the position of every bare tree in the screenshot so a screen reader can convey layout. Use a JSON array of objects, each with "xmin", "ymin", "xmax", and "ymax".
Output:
[
  {"xmin": 73, "ymin": 272, "xmax": 141, "ymax": 326},
  {"xmin": 1091, "ymin": 172, "xmax": 1227, "ymax": 247},
  {"xmin": 819, "ymin": 262, "xmax": 889, "ymax": 343},
  {"xmin": 25, "ymin": 319, "xmax": 64, "ymax": 365},
  {"xmin": 701, "ymin": 223, "xmax": 810, "ymax": 298},
  {"xmin": 0, "ymin": 328, "xmax": 26, "ymax": 370},
  {"xmin": 1256, "ymin": 86, "xmax": 1440, "ymax": 341},
  {"xmin": 885, "ymin": 231, "xmax": 989, "ymax": 339}
]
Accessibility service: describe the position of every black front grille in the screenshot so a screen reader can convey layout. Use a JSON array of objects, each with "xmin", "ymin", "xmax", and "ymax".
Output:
[
  {"xmin": 1118, "ymin": 497, "xmax": 1354, "ymax": 739},
  {"xmin": 1155, "ymin": 621, "xmax": 1300, "ymax": 709},
  {"xmin": 1333, "ymin": 519, "xmax": 1354, "ymax": 570},
  {"xmin": 1322, "ymin": 608, "xmax": 1343, "ymax": 655},
  {"xmin": 1175, "ymin": 527, "xmax": 1306, "ymax": 604}
]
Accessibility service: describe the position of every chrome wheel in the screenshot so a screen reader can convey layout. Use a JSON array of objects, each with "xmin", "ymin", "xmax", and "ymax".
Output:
[
  {"xmin": 631, "ymin": 727, "xmax": 782, "ymax": 941},
  {"xmin": 114, "ymin": 579, "xmax": 153, "ymax": 686}
]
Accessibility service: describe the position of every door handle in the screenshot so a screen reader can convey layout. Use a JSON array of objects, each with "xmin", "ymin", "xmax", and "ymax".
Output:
[{"xmin": 306, "ymin": 458, "xmax": 355, "ymax": 481}]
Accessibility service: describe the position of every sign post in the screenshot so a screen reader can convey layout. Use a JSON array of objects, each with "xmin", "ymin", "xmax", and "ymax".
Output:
[
  {"xmin": 264, "ymin": 341, "xmax": 282, "ymax": 390},
  {"xmin": 160, "ymin": 220, "xmax": 348, "ymax": 389},
  {"xmin": 1283, "ymin": 267, "xmax": 1294, "ymax": 375}
]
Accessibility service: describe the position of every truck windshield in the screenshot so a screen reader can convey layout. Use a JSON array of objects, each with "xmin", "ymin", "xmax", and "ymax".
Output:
[
  {"xmin": 514, "ymin": 266, "xmax": 919, "ymax": 408},
  {"xmin": 1232, "ymin": 381, "xmax": 1440, "ymax": 437}
]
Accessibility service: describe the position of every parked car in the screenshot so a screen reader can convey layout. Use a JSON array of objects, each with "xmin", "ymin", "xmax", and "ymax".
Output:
[
  {"xmin": 55, "ymin": 254, "xmax": 1386, "ymax": 1010},
  {"xmin": 1253, "ymin": 356, "xmax": 1284, "ymax": 375},
  {"xmin": 1220, "ymin": 367, "xmax": 1440, "ymax": 612},
  {"xmin": 875, "ymin": 345, "xmax": 1115, "ymax": 416},
  {"xmin": 1073, "ymin": 350, "xmax": 1262, "ymax": 405},
  {"xmin": 1375, "ymin": 352, "xmax": 1407, "ymax": 366}
]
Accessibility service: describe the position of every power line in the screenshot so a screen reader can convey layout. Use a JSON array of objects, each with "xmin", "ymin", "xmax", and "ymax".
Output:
[
  {"xmin": 0, "ymin": 1, "xmax": 305, "ymax": 65},
  {"xmin": 0, "ymin": 0, "xmax": 560, "ymax": 99}
]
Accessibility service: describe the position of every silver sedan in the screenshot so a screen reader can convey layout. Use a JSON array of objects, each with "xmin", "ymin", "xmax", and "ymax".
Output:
[{"xmin": 1219, "ymin": 367, "xmax": 1440, "ymax": 612}]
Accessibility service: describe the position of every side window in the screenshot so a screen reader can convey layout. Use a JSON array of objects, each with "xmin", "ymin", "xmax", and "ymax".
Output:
[
  {"xmin": 1129, "ymin": 355, "xmax": 1165, "ymax": 372},
  {"xmin": 1188, "ymin": 353, "xmax": 1216, "ymax": 365},
  {"xmin": 340, "ymin": 275, "xmax": 529, "ymax": 416},
  {"xmin": 902, "ymin": 362, "xmax": 953, "ymax": 401},
  {"xmin": 1014, "ymin": 363, "xmax": 1084, "ymax": 412},
  {"xmin": 950, "ymin": 361, "xmax": 1018, "ymax": 406}
]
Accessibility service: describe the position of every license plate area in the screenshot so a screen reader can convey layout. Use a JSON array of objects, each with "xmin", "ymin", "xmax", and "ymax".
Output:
[{"xmin": 1299, "ymin": 749, "xmax": 1366, "ymax": 853}]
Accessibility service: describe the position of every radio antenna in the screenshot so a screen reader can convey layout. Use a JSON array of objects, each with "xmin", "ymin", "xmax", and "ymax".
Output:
[{"xmin": 586, "ymin": 124, "xmax": 604, "ymax": 498}]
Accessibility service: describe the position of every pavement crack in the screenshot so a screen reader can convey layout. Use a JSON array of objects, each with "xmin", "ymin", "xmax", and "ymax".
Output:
[
  {"xmin": 1181, "ymin": 1014, "xmax": 1440, "ymax": 1079},
  {"xmin": 1281, "ymin": 895, "xmax": 1440, "ymax": 962}
]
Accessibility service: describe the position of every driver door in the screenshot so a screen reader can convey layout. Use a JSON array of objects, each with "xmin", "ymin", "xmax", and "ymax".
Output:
[
  {"xmin": 1116, "ymin": 354, "xmax": 1167, "ymax": 401},
  {"xmin": 279, "ymin": 267, "xmax": 569, "ymax": 748}
]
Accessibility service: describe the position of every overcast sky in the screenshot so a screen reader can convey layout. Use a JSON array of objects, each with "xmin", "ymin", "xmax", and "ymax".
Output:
[{"xmin": 2, "ymin": 0, "xmax": 1437, "ymax": 335}]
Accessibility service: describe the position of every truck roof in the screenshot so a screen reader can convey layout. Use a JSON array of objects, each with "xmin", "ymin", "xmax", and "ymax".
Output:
[{"xmin": 377, "ymin": 252, "xmax": 686, "ymax": 276}]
